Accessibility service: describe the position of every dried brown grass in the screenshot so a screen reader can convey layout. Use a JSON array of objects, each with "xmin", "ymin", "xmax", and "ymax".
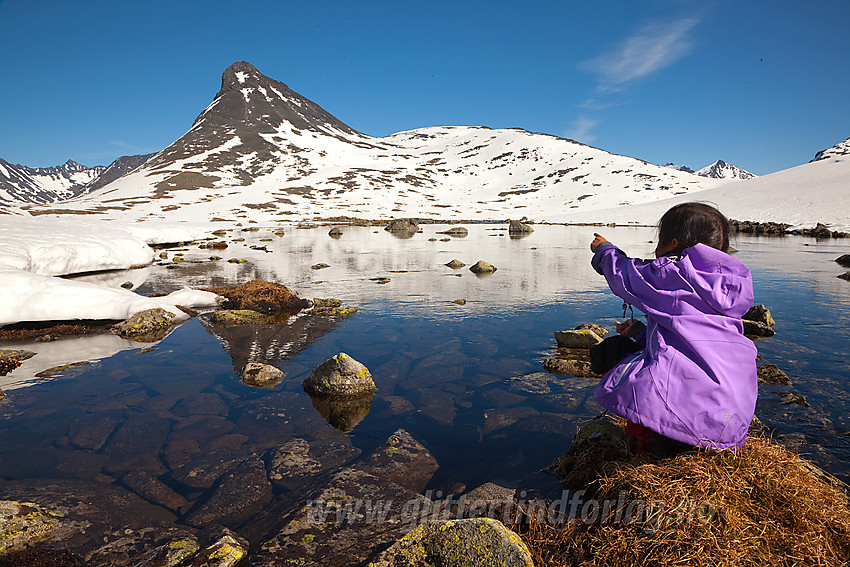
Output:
[
  {"xmin": 514, "ymin": 435, "xmax": 850, "ymax": 566},
  {"xmin": 203, "ymin": 279, "xmax": 308, "ymax": 314}
]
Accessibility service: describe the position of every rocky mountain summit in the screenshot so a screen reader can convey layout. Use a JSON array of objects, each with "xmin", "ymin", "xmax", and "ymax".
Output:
[
  {"xmin": 696, "ymin": 159, "xmax": 757, "ymax": 180},
  {"xmin": 9, "ymin": 61, "xmax": 727, "ymax": 222}
]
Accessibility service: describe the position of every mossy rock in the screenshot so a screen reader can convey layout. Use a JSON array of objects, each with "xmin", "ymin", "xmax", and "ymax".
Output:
[
  {"xmin": 302, "ymin": 353, "xmax": 375, "ymax": 397},
  {"xmin": 241, "ymin": 362, "xmax": 284, "ymax": 388},
  {"xmin": 542, "ymin": 357, "xmax": 599, "ymax": 378},
  {"xmin": 574, "ymin": 323, "xmax": 608, "ymax": 339},
  {"xmin": 469, "ymin": 260, "xmax": 497, "ymax": 274},
  {"xmin": 555, "ymin": 329, "xmax": 603, "ymax": 348},
  {"xmin": 758, "ymin": 364, "xmax": 792, "ymax": 386},
  {"xmin": 111, "ymin": 308, "xmax": 176, "ymax": 342},
  {"xmin": 371, "ymin": 518, "xmax": 534, "ymax": 567}
]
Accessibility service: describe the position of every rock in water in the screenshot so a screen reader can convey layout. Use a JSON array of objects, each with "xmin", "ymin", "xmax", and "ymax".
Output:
[
  {"xmin": 384, "ymin": 218, "xmax": 419, "ymax": 234},
  {"xmin": 241, "ymin": 363, "xmax": 284, "ymax": 387},
  {"xmin": 469, "ymin": 260, "xmax": 497, "ymax": 274},
  {"xmin": 836, "ymin": 254, "xmax": 850, "ymax": 268},
  {"xmin": 438, "ymin": 226, "xmax": 469, "ymax": 237},
  {"xmin": 554, "ymin": 329, "xmax": 603, "ymax": 348},
  {"xmin": 210, "ymin": 309, "xmax": 269, "ymax": 326},
  {"xmin": 508, "ymin": 219, "xmax": 534, "ymax": 234},
  {"xmin": 839, "ymin": 271, "xmax": 850, "ymax": 281},
  {"xmin": 744, "ymin": 304, "xmax": 775, "ymax": 328},
  {"xmin": 112, "ymin": 308, "xmax": 177, "ymax": 342},
  {"xmin": 370, "ymin": 518, "xmax": 534, "ymax": 567},
  {"xmin": 757, "ymin": 364, "xmax": 792, "ymax": 386},
  {"xmin": 574, "ymin": 323, "xmax": 608, "ymax": 339},
  {"xmin": 328, "ymin": 226, "xmax": 343, "ymax": 237},
  {"xmin": 743, "ymin": 320, "xmax": 775, "ymax": 337},
  {"xmin": 302, "ymin": 353, "xmax": 375, "ymax": 397},
  {"xmin": 445, "ymin": 258, "xmax": 465, "ymax": 269}
]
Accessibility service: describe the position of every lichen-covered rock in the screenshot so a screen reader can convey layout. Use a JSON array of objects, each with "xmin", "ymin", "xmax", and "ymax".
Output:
[
  {"xmin": 268, "ymin": 437, "xmax": 362, "ymax": 490},
  {"xmin": 210, "ymin": 309, "xmax": 269, "ymax": 326},
  {"xmin": 370, "ymin": 518, "xmax": 534, "ymax": 567},
  {"xmin": 241, "ymin": 362, "xmax": 284, "ymax": 388},
  {"xmin": 302, "ymin": 353, "xmax": 375, "ymax": 397},
  {"xmin": 192, "ymin": 530, "xmax": 248, "ymax": 567},
  {"xmin": 0, "ymin": 500, "xmax": 60, "ymax": 554},
  {"xmin": 354, "ymin": 429, "xmax": 439, "ymax": 493},
  {"xmin": 445, "ymin": 259, "xmax": 466, "ymax": 269},
  {"xmin": 132, "ymin": 536, "xmax": 200, "ymax": 567},
  {"xmin": 111, "ymin": 308, "xmax": 176, "ymax": 342},
  {"xmin": 744, "ymin": 304, "xmax": 775, "ymax": 327},
  {"xmin": 184, "ymin": 457, "xmax": 272, "ymax": 528},
  {"xmin": 508, "ymin": 220, "xmax": 534, "ymax": 234},
  {"xmin": 0, "ymin": 349, "xmax": 36, "ymax": 376},
  {"xmin": 758, "ymin": 364, "xmax": 792, "ymax": 386},
  {"xmin": 469, "ymin": 260, "xmax": 497, "ymax": 274},
  {"xmin": 554, "ymin": 329, "xmax": 603, "ymax": 348}
]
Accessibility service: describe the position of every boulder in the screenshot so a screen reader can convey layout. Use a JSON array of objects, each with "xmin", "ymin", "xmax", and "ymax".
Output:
[
  {"xmin": 370, "ymin": 518, "xmax": 534, "ymax": 567},
  {"xmin": 302, "ymin": 353, "xmax": 375, "ymax": 397},
  {"xmin": 354, "ymin": 429, "xmax": 439, "ymax": 493},
  {"xmin": 744, "ymin": 304, "xmax": 775, "ymax": 328},
  {"xmin": 836, "ymin": 254, "xmax": 850, "ymax": 268},
  {"xmin": 310, "ymin": 298, "xmax": 359, "ymax": 316},
  {"xmin": 508, "ymin": 219, "xmax": 534, "ymax": 234},
  {"xmin": 743, "ymin": 320, "xmax": 775, "ymax": 338},
  {"xmin": 384, "ymin": 218, "xmax": 419, "ymax": 234},
  {"xmin": 241, "ymin": 362, "xmax": 284, "ymax": 388},
  {"xmin": 542, "ymin": 357, "xmax": 599, "ymax": 378},
  {"xmin": 574, "ymin": 322, "xmax": 608, "ymax": 338},
  {"xmin": 438, "ymin": 226, "xmax": 469, "ymax": 237},
  {"xmin": 554, "ymin": 329, "xmax": 603, "ymax": 348},
  {"xmin": 111, "ymin": 307, "xmax": 176, "ymax": 342},
  {"xmin": 469, "ymin": 260, "xmax": 497, "ymax": 274},
  {"xmin": 839, "ymin": 271, "xmax": 850, "ymax": 281},
  {"xmin": 445, "ymin": 259, "xmax": 466, "ymax": 269},
  {"xmin": 328, "ymin": 226, "xmax": 344, "ymax": 237}
]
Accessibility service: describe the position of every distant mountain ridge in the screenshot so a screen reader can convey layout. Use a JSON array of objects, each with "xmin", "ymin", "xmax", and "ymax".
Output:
[
  {"xmin": 0, "ymin": 154, "xmax": 153, "ymax": 205},
  {"xmin": 811, "ymin": 137, "xmax": 850, "ymax": 162}
]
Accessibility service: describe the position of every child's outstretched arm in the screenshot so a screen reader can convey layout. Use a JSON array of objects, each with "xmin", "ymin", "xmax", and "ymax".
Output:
[{"xmin": 590, "ymin": 233, "xmax": 610, "ymax": 253}]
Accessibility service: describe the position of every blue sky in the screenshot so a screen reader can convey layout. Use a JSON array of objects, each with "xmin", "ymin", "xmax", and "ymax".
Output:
[{"xmin": 1, "ymin": 0, "xmax": 848, "ymax": 175}]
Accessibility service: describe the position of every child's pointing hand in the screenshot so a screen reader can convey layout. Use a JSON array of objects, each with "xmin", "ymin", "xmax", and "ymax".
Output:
[{"xmin": 590, "ymin": 233, "xmax": 609, "ymax": 253}]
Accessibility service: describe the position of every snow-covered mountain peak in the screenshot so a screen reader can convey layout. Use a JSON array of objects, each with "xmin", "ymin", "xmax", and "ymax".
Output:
[
  {"xmin": 811, "ymin": 137, "xmax": 850, "ymax": 162},
  {"xmin": 696, "ymin": 160, "xmax": 756, "ymax": 180},
  {"xmin": 662, "ymin": 162, "xmax": 695, "ymax": 174}
]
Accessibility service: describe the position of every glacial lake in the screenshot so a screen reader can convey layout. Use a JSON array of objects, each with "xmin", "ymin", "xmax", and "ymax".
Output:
[{"xmin": 1, "ymin": 224, "xmax": 848, "ymax": 530}]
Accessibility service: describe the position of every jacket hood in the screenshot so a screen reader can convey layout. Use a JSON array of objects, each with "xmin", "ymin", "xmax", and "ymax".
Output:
[{"xmin": 677, "ymin": 243, "xmax": 754, "ymax": 318}]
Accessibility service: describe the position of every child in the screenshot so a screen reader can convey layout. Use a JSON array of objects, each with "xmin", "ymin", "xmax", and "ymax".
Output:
[{"xmin": 589, "ymin": 202, "xmax": 758, "ymax": 453}]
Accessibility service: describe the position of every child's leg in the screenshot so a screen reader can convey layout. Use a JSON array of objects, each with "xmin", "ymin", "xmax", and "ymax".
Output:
[{"xmin": 589, "ymin": 335, "xmax": 642, "ymax": 375}]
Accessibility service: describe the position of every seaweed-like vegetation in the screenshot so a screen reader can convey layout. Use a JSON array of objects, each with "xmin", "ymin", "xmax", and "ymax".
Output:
[{"xmin": 204, "ymin": 279, "xmax": 309, "ymax": 314}]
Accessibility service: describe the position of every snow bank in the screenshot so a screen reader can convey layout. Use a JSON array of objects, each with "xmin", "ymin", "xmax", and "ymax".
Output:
[{"xmin": 0, "ymin": 217, "xmax": 218, "ymax": 327}]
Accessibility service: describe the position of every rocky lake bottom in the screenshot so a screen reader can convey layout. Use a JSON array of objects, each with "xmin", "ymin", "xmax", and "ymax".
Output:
[{"xmin": 0, "ymin": 224, "xmax": 848, "ymax": 564}]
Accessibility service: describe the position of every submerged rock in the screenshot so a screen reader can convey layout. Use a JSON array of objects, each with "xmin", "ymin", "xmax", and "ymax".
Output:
[
  {"xmin": 184, "ymin": 457, "xmax": 272, "ymax": 528},
  {"xmin": 210, "ymin": 309, "xmax": 269, "ymax": 326},
  {"xmin": 0, "ymin": 500, "xmax": 61, "ymax": 554},
  {"xmin": 469, "ymin": 260, "xmax": 497, "ymax": 274},
  {"xmin": 302, "ymin": 353, "xmax": 375, "ymax": 397},
  {"xmin": 354, "ymin": 428, "xmax": 439, "ymax": 493},
  {"xmin": 371, "ymin": 518, "xmax": 534, "ymax": 567},
  {"xmin": 542, "ymin": 357, "xmax": 599, "ymax": 378},
  {"xmin": 241, "ymin": 362, "xmax": 284, "ymax": 388},
  {"xmin": 268, "ymin": 437, "xmax": 362, "ymax": 490},
  {"xmin": 112, "ymin": 307, "xmax": 177, "ymax": 342}
]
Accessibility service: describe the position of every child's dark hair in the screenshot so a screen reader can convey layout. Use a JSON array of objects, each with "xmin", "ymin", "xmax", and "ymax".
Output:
[{"xmin": 657, "ymin": 202, "xmax": 731, "ymax": 255}]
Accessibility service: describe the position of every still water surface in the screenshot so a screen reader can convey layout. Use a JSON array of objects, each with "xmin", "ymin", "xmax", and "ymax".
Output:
[{"xmin": 1, "ymin": 224, "xmax": 848, "ymax": 508}]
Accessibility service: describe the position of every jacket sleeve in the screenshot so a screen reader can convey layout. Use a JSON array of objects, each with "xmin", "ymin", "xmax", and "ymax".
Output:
[{"xmin": 591, "ymin": 242, "xmax": 682, "ymax": 318}]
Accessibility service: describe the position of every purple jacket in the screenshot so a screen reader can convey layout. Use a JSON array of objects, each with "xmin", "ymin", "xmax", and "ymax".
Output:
[{"xmin": 591, "ymin": 242, "xmax": 758, "ymax": 450}]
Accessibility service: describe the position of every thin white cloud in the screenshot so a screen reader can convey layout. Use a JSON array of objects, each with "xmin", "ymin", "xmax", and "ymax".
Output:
[
  {"xmin": 565, "ymin": 114, "xmax": 599, "ymax": 143},
  {"xmin": 582, "ymin": 17, "xmax": 700, "ymax": 90}
]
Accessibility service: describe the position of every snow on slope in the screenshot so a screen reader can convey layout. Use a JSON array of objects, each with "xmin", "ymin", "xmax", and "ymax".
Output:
[
  {"xmin": 11, "ymin": 62, "xmax": 726, "ymax": 223},
  {"xmin": 559, "ymin": 153, "xmax": 850, "ymax": 232},
  {"xmin": 0, "ymin": 159, "xmax": 104, "ymax": 204}
]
